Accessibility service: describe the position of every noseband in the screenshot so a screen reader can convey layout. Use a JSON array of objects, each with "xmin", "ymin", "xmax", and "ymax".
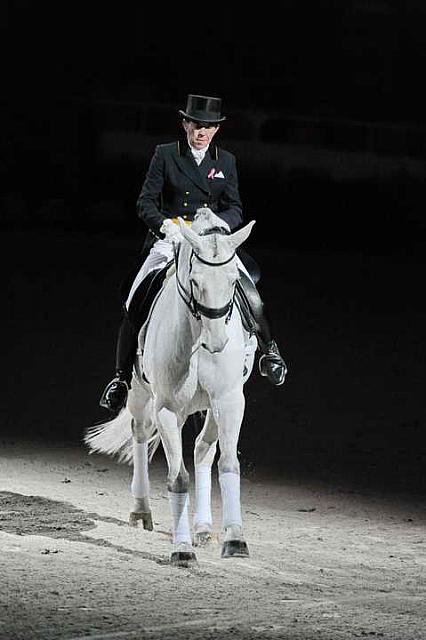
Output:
[{"xmin": 173, "ymin": 230, "xmax": 236, "ymax": 323}]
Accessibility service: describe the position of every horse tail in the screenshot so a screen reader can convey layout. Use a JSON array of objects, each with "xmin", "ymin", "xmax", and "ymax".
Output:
[
  {"xmin": 148, "ymin": 431, "xmax": 161, "ymax": 463},
  {"xmin": 84, "ymin": 407, "xmax": 134, "ymax": 463},
  {"xmin": 84, "ymin": 407, "xmax": 161, "ymax": 465}
]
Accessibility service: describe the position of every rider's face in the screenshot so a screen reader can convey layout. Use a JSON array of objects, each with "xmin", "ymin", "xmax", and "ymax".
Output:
[{"xmin": 183, "ymin": 120, "xmax": 220, "ymax": 150}]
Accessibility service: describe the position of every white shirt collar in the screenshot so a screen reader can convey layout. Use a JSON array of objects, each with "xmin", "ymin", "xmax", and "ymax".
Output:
[{"xmin": 188, "ymin": 140, "xmax": 209, "ymax": 165}]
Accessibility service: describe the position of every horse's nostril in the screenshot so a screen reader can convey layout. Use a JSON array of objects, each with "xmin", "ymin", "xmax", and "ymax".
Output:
[{"xmin": 201, "ymin": 342, "xmax": 227, "ymax": 354}]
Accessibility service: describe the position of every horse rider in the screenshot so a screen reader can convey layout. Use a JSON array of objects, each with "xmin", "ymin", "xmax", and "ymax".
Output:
[{"xmin": 100, "ymin": 94, "xmax": 288, "ymax": 413}]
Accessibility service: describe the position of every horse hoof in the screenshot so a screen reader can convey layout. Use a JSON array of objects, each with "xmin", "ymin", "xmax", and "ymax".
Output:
[
  {"xmin": 129, "ymin": 511, "xmax": 153, "ymax": 531},
  {"xmin": 170, "ymin": 551, "xmax": 198, "ymax": 567},
  {"xmin": 221, "ymin": 539, "xmax": 249, "ymax": 558},
  {"xmin": 193, "ymin": 530, "xmax": 212, "ymax": 547}
]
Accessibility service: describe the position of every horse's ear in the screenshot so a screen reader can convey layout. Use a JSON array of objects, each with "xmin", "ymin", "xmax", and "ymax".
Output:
[
  {"xmin": 177, "ymin": 218, "xmax": 203, "ymax": 251},
  {"xmin": 229, "ymin": 220, "xmax": 256, "ymax": 249}
]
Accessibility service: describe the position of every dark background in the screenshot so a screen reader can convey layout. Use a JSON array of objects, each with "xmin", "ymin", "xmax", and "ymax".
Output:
[{"xmin": 2, "ymin": 1, "xmax": 426, "ymax": 496}]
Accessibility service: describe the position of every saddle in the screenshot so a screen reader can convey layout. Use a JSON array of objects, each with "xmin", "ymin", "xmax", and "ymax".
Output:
[{"xmin": 126, "ymin": 260, "xmax": 174, "ymax": 338}]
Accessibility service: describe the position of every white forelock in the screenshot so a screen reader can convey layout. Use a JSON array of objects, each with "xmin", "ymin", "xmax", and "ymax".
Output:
[{"xmin": 192, "ymin": 208, "xmax": 230, "ymax": 234}]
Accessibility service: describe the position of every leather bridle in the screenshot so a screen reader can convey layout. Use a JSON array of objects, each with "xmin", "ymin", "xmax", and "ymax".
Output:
[{"xmin": 173, "ymin": 237, "xmax": 236, "ymax": 323}]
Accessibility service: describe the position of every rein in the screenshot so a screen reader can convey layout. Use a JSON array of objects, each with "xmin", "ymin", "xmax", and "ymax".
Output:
[{"xmin": 173, "ymin": 238, "xmax": 236, "ymax": 323}]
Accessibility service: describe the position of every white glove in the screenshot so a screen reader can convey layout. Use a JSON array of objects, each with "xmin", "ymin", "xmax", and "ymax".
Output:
[{"xmin": 160, "ymin": 218, "xmax": 183, "ymax": 243}]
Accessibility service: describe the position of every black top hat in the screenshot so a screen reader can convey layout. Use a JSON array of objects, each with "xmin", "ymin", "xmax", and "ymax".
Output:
[{"xmin": 179, "ymin": 94, "xmax": 226, "ymax": 124}]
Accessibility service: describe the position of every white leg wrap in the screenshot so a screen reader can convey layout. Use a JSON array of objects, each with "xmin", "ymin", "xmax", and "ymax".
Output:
[
  {"xmin": 168, "ymin": 491, "xmax": 192, "ymax": 545},
  {"xmin": 193, "ymin": 466, "xmax": 212, "ymax": 527},
  {"xmin": 131, "ymin": 441, "xmax": 150, "ymax": 500},
  {"xmin": 219, "ymin": 472, "xmax": 242, "ymax": 528}
]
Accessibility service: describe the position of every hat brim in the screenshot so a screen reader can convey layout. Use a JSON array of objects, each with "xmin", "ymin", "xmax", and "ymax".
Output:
[{"xmin": 179, "ymin": 110, "xmax": 226, "ymax": 124}]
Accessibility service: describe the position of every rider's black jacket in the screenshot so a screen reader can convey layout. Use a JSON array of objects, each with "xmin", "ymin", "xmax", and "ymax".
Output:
[
  {"xmin": 136, "ymin": 138, "xmax": 243, "ymax": 253},
  {"xmin": 120, "ymin": 138, "xmax": 258, "ymax": 302}
]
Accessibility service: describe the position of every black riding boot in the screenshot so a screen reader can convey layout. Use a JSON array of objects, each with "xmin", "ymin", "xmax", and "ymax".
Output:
[
  {"xmin": 99, "ymin": 310, "xmax": 137, "ymax": 412},
  {"xmin": 236, "ymin": 271, "xmax": 288, "ymax": 386},
  {"xmin": 99, "ymin": 264, "xmax": 171, "ymax": 413}
]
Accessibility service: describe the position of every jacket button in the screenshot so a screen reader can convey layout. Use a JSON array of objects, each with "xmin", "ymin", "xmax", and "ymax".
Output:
[
  {"xmin": 183, "ymin": 214, "xmax": 188, "ymax": 219},
  {"xmin": 185, "ymin": 191, "xmax": 190, "ymax": 195},
  {"xmin": 203, "ymin": 202, "xmax": 208, "ymax": 207},
  {"xmin": 183, "ymin": 202, "xmax": 188, "ymax": 207}
]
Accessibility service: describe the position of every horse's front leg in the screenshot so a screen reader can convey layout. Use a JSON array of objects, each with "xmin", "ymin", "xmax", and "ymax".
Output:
[
  {"xmin": 213, "ymin": 390, "xmax": 249, "ymax": 558},
  {"xmin": 193, "ymin": 409, "xmax": 218, "ymax": 546},
  {"xmin": 157, "ymin": 406, "xmax": 197, "ymax": 566}
]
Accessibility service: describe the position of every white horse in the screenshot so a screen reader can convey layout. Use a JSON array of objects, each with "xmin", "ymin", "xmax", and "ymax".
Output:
[{"xmin": 85, "ymin": 209, "xmax": 257, "ymax": 565}]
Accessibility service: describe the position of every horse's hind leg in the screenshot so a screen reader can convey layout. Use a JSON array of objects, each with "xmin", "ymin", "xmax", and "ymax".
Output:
[
  {"xmin": 157, "ymin": 407, "xmax": 197, "ymax": 566},
  {"xmin": 193, "ymin": 409, "xmax": 218, "ymax": 546},
  {"xmin": 128, "ymin": 418, "xmax": 155, "ymax": 530},
  {"xmin": 128, "ymin": 383, "xmax": 155, "ymax": 530}
]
